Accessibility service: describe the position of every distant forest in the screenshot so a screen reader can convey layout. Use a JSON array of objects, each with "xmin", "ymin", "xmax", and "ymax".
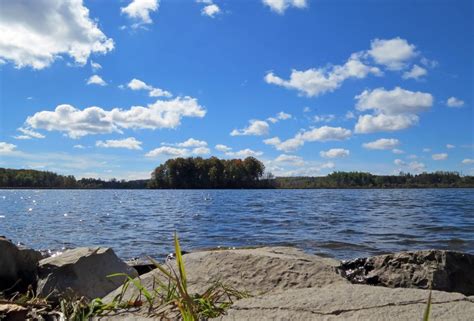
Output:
[{"xmin": 1, "ymin": 157, "xmax": 473, "ymax": 189}]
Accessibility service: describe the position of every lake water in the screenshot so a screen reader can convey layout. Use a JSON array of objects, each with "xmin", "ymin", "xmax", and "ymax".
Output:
[{"xmin": 1, "ymin": 189, "xmax": 473, "ymax": 260}]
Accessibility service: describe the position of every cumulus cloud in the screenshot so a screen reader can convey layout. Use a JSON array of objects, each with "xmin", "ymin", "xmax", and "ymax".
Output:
[
  {"xmin": 402, "ymin": 65, "xmax": 427, "ymax": 80},
  {"xmin": 446, "ymin": 144, "xmax": 455, "ymax": 149},
  {"xmin": 90, "ymin": 61, "xmax": 102, "ymax": 72},
  {"xmin": 355, "ymin": 113, "xmax": 419, "ymax": 133},
  {"xmin": 462, "ymin": 159, "xmax": 474, "ymax": 165},
  {"xmin": 192, "ymin": 147, "xmax": 211, "ymax": 155},
  {"xmin": 145, "ymin": 146, "xmax": 188, "ymax": 158},
  {"xmin": 320, "ymin": 148, "xmax": 350, "ymax": 158},
  {"xmin": 264, "ymin": 126, "xmax": 351, "ymax": 152},
  {"xmin": 215, "ymin": 144, "xmax": 232, "ymax": 152},
  {"xmin": 392, "ymin": 148, "xmax": 404, "ymax": 154},
  {"xmin": 274, "ymin": 154, "xmax": 305, "ymax": 166},
  {"xmin": 121, "ymin": 0, "xmax": 159, "ymax": 26},
  {"xmin": 87, "ymin": 75, "xmax": 107, "ymax": 86},
  {"xmin": 367, "ymin": 37, "xmax": 417, "ymax": 70},
  {"xmin": 127, "ymin": 78, "xmax": 172, "ymax": 98},
  {"xmin": 0, "ymin": 0, "xmax": 114, "ymax": 69},
  {"xmin": 14, "ymin": 127, "xmax": 45, "ymax": 140},
  {"xmin": 176, "ymin": 138, "xmax": 208, "ymax": 148},
  {"xmin": 96, "ymin": 137, "xmax": 142, "ymax": 150},
  {"xmin": 394, "ymin": 159, "xmax": 406, "ymax": 166},
  {"xmin": 202, "ymin": 4, "xmax": 220, "ymax": 17},
  {"xmin": 262, "ymin": 0, "xmax": 307, "ymax": 14},
  {"xmin": 355, "ymin": 87, "xmax": 433, "ymax": 115},
  {"xmin": 408, "ymin": 161, "xmax": 426, "ymax": 173},
  {"xmin": 265, "ymin": 53, "xmax": 381, "ymax": 97},
  {"xmin": 432, "ymin": 153, "xmax": 448, "ymax": 160},
  {"xmin": 24, "ymin": 97, "xmax": 206, "ymax": 138},
  {"xmin": 267, "ymin": 111, "xmax": 292, "ymax": 123},
  {"xmin": 446, "ymin": 97, "xmax": 464, "ymax": 108},
  {"xmin": 314, "ymin": 114, "xmax": 336, "ymax": 123},
  {"xmin": 274, "ymin": 162, "xmax": 335, "ymax": 177},
  {"xmin": 225, "ymin": 148, "xmax": 263, "ymax": 158},
  {"xmin": 363, "ymin": 138, "xmax": 400, "ymax": 150},
  {"xmin": 354, "ymin": 87, "xmax": 433, "ymax": 133},
  {"xmin": 73, "ymin": 144, "xmax": 86, "ymax": 149},
  {"xmin": 231, "ymin": 120, "xmax": 270, "ymax": 136},
  {"xmin": 0, "ymin": 142, "xmax": 17, "ymax": 154}
]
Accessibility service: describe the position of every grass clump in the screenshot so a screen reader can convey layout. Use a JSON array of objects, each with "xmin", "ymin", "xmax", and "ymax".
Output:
[{"xmin": 1, "ymin": 232, "xmax": 248, "ymax": 321}]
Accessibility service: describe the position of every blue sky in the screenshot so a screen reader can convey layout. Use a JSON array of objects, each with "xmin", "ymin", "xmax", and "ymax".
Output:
[{"xmin": 0, "ymin": 0, "xmax": 473, "ymax": 179}]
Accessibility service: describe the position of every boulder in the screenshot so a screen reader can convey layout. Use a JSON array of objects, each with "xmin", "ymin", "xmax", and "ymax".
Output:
[
  {"xmin": 100, "ymin": 247, "xmax": 347, "ymax": 319},
  {"xmin": 103, "ymin": 246, "xmax": 347, "ymax": 302},
  {"xmin": 37, "ymin": 247, "xmax": 138, "ymax": 300},
  {"xmin": 217, "ymin": 283, "xmax": 474, "ymax": 321},
  {"xmin": 0, "ymin": 236, "xmax": 42, "ymax": 292},
  {"xmin": 339, "ymin": 250, "xmax": 474, "ymax": 295}
]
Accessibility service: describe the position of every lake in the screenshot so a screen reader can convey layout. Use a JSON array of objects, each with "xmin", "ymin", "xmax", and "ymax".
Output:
[{"xmin": 1, "ymin": 189, "xmax": 473, "ymax": 260}]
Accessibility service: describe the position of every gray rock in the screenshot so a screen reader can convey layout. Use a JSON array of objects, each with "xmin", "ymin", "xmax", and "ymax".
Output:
[
  {"xmin": 37, "ymin": 247, "xmax": 138, "ymax": 300},
  {"xmin": 103, "ymin": 246, "xmax": 347, "ymax": 303},
  {"xmin": 218, "ymin": 284, "xmax": 474, "ymax": 321},
  {"xmin": 339, "ymin": 250, "xmax": 474, "ymax": 295},
  {"xmin": 0, "ymin": 236, "xmax": 42, "ymax": 292}
]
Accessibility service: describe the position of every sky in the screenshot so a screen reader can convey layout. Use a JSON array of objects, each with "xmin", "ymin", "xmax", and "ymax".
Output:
[{"xmin": 0, "ymin": 0, "xmax": 473, "ymax": 180}]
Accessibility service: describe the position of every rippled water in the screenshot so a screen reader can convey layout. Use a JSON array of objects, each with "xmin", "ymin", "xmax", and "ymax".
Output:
[{"xmin": 1, "ymin": 189, "xmax": 473, "ymax": 260}]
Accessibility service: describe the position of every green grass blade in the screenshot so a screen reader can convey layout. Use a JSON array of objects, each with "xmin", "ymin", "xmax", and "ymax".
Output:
[
  {"xmin": 174, "ymin": 232, "xmax": 187, "ymax": 288},
  {"xmin": 422, "ymin": 290, "xmax": 432, "ymax": 321}
]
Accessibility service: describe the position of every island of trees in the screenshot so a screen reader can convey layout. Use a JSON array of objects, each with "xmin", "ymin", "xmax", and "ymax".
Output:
[{"xmin": 1, "ymin": 156, "xmax": 473, "ymax": 189}]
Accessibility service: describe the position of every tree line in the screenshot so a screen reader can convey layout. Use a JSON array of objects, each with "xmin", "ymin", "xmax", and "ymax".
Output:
[
  {"xmin": 1, "ymin": 161, "xmax": 473, "ymax": 189},
  {"xmin": 148, "ymin": 157, "xmax": 269, "ymax": 188}
]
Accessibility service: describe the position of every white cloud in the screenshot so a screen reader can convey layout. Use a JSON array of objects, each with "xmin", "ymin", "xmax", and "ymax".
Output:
[
  {"xmin": 262, "ymin": 0, "xmax": 307, "ymax": 14},
  {"xmin": 407, "ymin": 154, "xmax": 418, "ymax": 159},
  {"xmin": 267, "ymin": 111, "xmax": 292, "ymax": 123},
  {"xmin": 363, "ymin": 138, "xmax": 400, "ymax": 150},
  {"xmin": 24, "ymin": 97, "xmax": 206, "ymax": 138},
  {"xmin": 355, "ymin": 113, "xmax": 419, "ymax": 133},
  {"xmin": 231, "ymin": 120, "xmax": 270, "ymax": 136},
  {"xmin": 16, "ymin": 127, "xmax": 45, "ymax": 139},
  {"xmin": 367, "ymin": 37, "xmax": 417, "ymax": 70},
  {"xmin": 432, "ymin": 153, "xmax": 448, "ymax": 160},
  {"xmin": 225, "ymin": 148, "xmax": 263, "ymax": 158},
  {"xmin": 127, "ymin": 78, "xmax": 172, "ymax": 98},
  {"xmin": 90, "ymin": 61, "xmax": 102, "ymax": 72},
  {"xmin": 202, "ymin": 4, "xmax": 220, "ymax": 17},
  {"xmin": 121, "ymin": 0, "xmax": 159, "ymax": 26},
  {"xmin": 314, "ymin": 114, "xmax": 336, "ymax": 123},
  {"xmin": 0, "ymin": 142, "xmax": 17, "ymax": 154},
  {"xmin": 408, "ymin": 161, "xmax": 425, "ymax": 172},
  {"xmin": 96, "ymin": 137, "xmax": 142, "ymax": 150},
  {"xmin": 0, "ymin": 0, "xmax": 114, "ymax": 69},
  {"xmin": 215, "ymin": 144, "xmax": 232, "ymax": 152},
  {"xmin": 355, "ymin": 87, "xmax": 433, "ymax": 115},
  {"xmin": 265, "ymin": 54, "xmax": 381, "ymax": 97},
  {"xmin": 462, "ymin": 159, "xmax": 474, "ymax": 165},
  {"xmin": 145, "ymin": 146, "xmax": 188, "ymax": 158},
  {"xmin": 87, "ymin": 75, "xmax": 107, "ymax": 86},
  {"xmin": 73, "ymin": 144, "xmax": 86, "ymax": 149},
  {"xmin": 264, "ymin": 126, "xmax": 351, "ymax": 152},
  {"xmin": 177, "ymin": 138, "xmax": 208, "ymax": 148},
  {"xmin": 345, "ymin": 111, "xmax": 356, "ymax": 120},
  {"xmin": 446, "ymin": 97, "xmax": 465, "ymax": 108},
  {"xmin": 446, "ymin": 144, "xmax": 455, "ymax": 149},
  {"xmin": 275, "ymin": 162, "xmax": 335, "ymax": 177},
  {"xmin": 274, "ymin": 154, "xmax": 305, "ymax": 166},
  {"xmin": 392, "ymin": 149, "xmax": 404, "ymax": 154},
  {"xmin": 402, "ymin": 65, "xmax": 427, "ymax": 80},
  {"xmin": 303, "ymin": 107, "xmax": 311, "ymax": 113},
  {"xmin": 423, "ymin": 148, "xmax": 431, "ymax": 152},
  {"xmin": 320, "ymin": 148, "xmax": 350, "ymax": 158},
  {"xmin": 192, "ymin": 147, "xmax": 210, "ymax": 155},
  {"xmin": 394, "ymin": 159, "xmax": 406, "ymax": 166}
]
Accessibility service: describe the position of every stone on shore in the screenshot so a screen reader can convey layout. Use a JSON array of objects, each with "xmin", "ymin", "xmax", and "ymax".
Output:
[
  {"xmin": 217, "ymin": 283, "xmax": 474, "ymax": 321},
  {"xmin": 0, "ymin": 236, "xmax": 42, "ymax": 292},
  {"xmin": 339, "ymin": 250, "xmax": 474, "ymax": 296},
  {"xmin": 103, "ymin": 246, "xmax": 348, "ymax": 304},
  {"xmin": 37, "ymin": 247, "xmax": 138, "ymax": 300}
]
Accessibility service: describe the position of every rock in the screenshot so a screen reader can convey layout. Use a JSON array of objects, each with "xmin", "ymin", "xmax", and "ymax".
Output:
[
  {"xmin": 101, "ymin": 247, "xmax": 347, "ymax": 319},
  {"xmin": 0, "ymin": 236, "xmax": 42, "ymax": 292},
  {"xmin": 339, "ymin": 250, "xmax": 474, "ymax": 296},
  {"xmin": 37, "ymin": 247, "xmax": 138, "ymax": 300},
  {"xmin": 126, "ymin": 258, "xmax": 156, "ymax": 276},
  {"xmin": 217, "ymin": 283, "xmax": 474, "ymax": 321}
]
